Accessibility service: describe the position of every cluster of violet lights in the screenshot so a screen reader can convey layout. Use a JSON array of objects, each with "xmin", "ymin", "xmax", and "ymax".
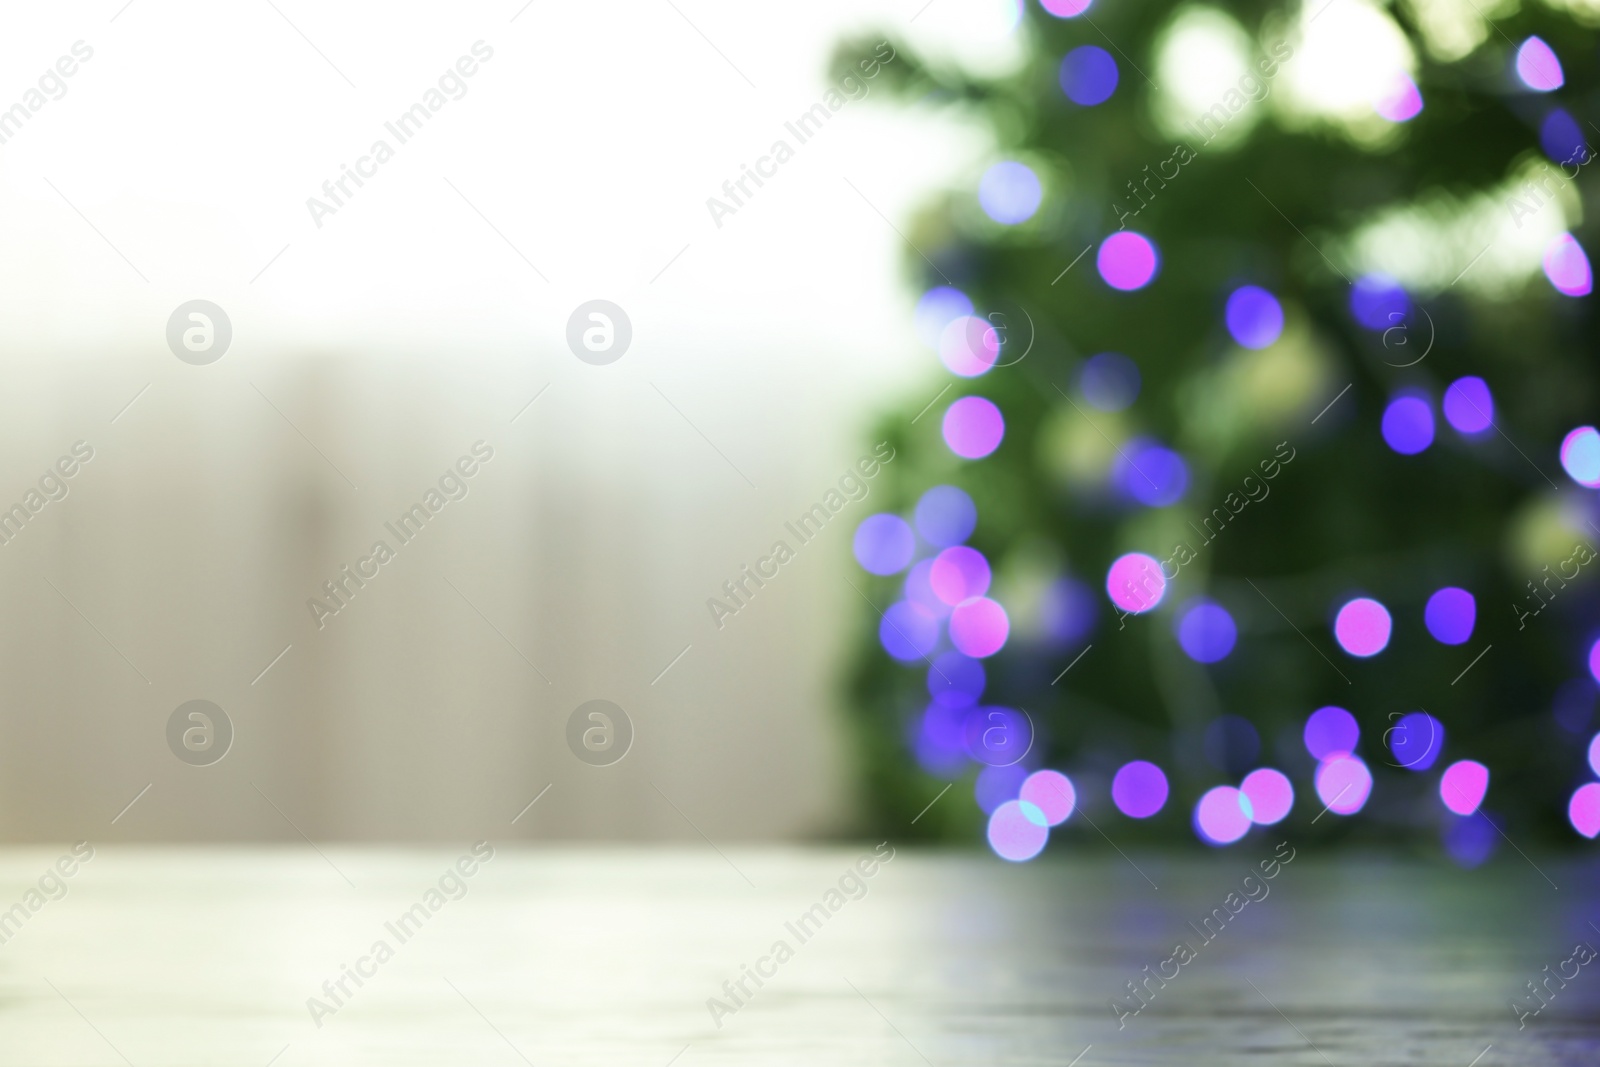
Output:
[
  {"xmin": 855, "ymin": 484, "xmax": 1066, "ymax": 861},
  {"xmin": 880, "ymin": 21, "xmax": 1595, "ymax": 859}
]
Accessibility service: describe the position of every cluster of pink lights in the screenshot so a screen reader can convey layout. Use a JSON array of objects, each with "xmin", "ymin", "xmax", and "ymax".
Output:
[
  {"xmin": 988, "ymin": 769, "xmax": 1076, "ymax": 861},
  {"xmin": 1193, "ymin": 769, "xmax": 1294, "ymax": 845},
  {"xmin": 1570, "ymin": 730, "xmax": 1600, "ymax": 838},
  {"xmin": 856, "ymin": 486, "xmax": 1013, "ymax": 664}
]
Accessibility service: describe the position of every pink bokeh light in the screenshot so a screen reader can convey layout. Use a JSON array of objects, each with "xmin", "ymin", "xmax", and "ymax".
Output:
[
  {"xmin": 1315, "ymin": 756, "xmax": 1373, "ymax": 816},
  {"xmin": 1439, "ymin": 760, "xmax": 1489, "ymax": 816},
  {"xmin": 1020, "ymin": 770, "xmax": 1076, "ymax": 826},
  {"xmin": 1543, "ymin": 233, "xmax": 1593, "ymax": 297},
  {"xmin": 1105, "ymin": 552, "xmax": 1166, "ymax": 613},
  {"xmin": 938, "ymin": 315, "xmax": 1001, "ymax": 377},
  {"xmin": 1240, "ymin": 768, "xmax": 1294, "ymax": 825},
  {"xmin": 1516, "ymin": 36, "xmax": 1564, "ymax": 92},
  {"xmin": 1041, "ymin": 0, "xmax": 1092, "ymax": 17},
  {"xmin": 988, "ymin": 799, "xmax": 1050, "ymax": 861},
  {"xmin": 1374, "ymin": 72, "xmax": 1423, "ymax": 121},
  {"xmin": 942, "ymin": 397, "xmax": 1005, "ymax": 460},
  {"xmin": 1097, "ymin": 232, "xmax": 1159, "ymax": 291},
  {"xmin": 1569, "ymin": 783, "xmax": 1600, "ymax": 838},
  {"xmin": 1194, "ymin": 786, "xmax": 1253, "ymax": 845},
  {"xmin": 1334, "ymin": 597, "xmax": 1392, "ymax": 657},
  {"xmin": 949, "ymin": 596, "xmax": 1010, "ymax": 658}
]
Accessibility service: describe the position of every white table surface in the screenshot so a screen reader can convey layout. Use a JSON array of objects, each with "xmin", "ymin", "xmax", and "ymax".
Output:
[{"xmin": 0, "ymin": 845, "xmax": 1593, "ymax": 1065}]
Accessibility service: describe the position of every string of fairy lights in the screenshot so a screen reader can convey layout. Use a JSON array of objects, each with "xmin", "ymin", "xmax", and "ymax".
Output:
[{"xmin": 853, "ymin": 10, "xmax": 1595, "ymax": 861}]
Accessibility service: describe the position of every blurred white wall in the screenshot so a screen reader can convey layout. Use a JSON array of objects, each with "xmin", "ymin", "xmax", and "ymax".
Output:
[{"xmin": 0, "ymin": 0, "xmax": 1019, "ymax": 839}]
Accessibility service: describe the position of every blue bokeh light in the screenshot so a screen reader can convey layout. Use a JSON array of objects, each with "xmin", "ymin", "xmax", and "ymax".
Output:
[
  {"xmin": 915, "ymin": 485, "xmax": 978, "ymax": 547},
  {"xmin": 1059, "ymin": 45, "xmax": 1119, "ymax": 105}
]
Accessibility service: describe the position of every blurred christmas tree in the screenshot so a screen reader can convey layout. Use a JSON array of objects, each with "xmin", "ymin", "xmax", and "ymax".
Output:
[{"xmin": 836, "ymin": 0, "xmax": 1600, "ymax": 857}]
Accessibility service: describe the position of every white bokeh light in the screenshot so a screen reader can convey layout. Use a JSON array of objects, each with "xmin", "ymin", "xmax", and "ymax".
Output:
[
  {"xmin": 1277, "ymin": 0, "xmax": 1416, "ymax": 142},
  {"xmin": 1151, "ymin": 7, "xmax": 1259, "ymax": 146},
  {"xmin": 1341, "ymin": 157, "xmax": 1577, "ymax": 296}
]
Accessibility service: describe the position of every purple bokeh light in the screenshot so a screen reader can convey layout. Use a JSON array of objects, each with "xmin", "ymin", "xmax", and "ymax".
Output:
[
  {"xmin": 1079, "ymin": 352, "xmax": 1141, "ymax": 411},
  {"xmin": 1041, "ymin": 0, "xmax": 1092, "ymax": 16},
  {"xmin": 1561, "ymin": 426, "xmax": 1600, "ymax": 487},
  {"xmin": 1097, "ymin": 232, "xmax": 1159, "ymax": 291},
  {"xmin": 1059, "ymin": 45, "xmax": 1118, "ymax": 106},
  {"xmin": 1350, "ymin": 274, "xmax": 1409, "ymax": 330},
  {"xmin": 854, "ymin": 514, "xmax": 915, "ymax": 575},
  {"xmin": 1516, "ymin": 36, "xmax": 1564, "ymax": 92},
  {"xmin": 1241, "ymin": 768, "xmax": 1294, "ymax": 825},
  {"xmin": 1540, "ymin": 109, "xmax": 1588, "ymax": 165},
  {"xmin": 1424, "ymin": 587, "xmax": 1476, "ymax": 645},
  {"xmin": 1315, "ymin": 755, "xmax": 1373, "ymax": 815},
  {"xmin": 1176, "ymin": 600, "xmax": 1238, "ymax": 663},
  {"xmin": 979, "ymin": 161, "xmax": 1043, "ymax": 225},
  {"xmin": 1382, "ymin": 395, "xmax": 1435, "ymax": 455},
  {"xmin": 1444, "ymin": 816, "xmax": 1498, "ymax": 868},
  {"xmin": 988, "ymin": 799, "xmax": 1049, "ymax": 861},
  {"xmin": 1388, "ymin": 711, "xmax": 1445, "ymax": 771},
  {"xmin": 949, "ymin": 597, "xmax": 1010, "ymax": 658},
  {"xmin": 915, "ymin": 485, "xmax": 977, "ymax": 547},
  {"xmin": 943, "ymin": 397, "xmax": 1005, "ymax": 460},
  {"xmin": 1105, "ymin": 552, "xmax": 1166, "ymax": 613},
  {"xmin": 964, "ymin": 705, "xmax": 1033, "ymax": 766},
  {"xmin": 1304, "ymin": 706, "xmax": 1359, "ymax": 761},
  {"xmin": 1041, "ymin": 577, "xmax": 1096, "ymax": 646},
  {"xmin": 1115, "ymin": 439, "xmax": 1189, "ymax": 507},
  {"xmin": 975, "ymin": 763, "xmax": 1029, "ymax": 814},
  {"xmin": 1589, "ymin": 731, "xmax": 1600, "ymax": 776},
  {"xmin": 1568, "ymin": 782, "xmax": 1600, "ymax": 838},
  {"xmin": 939, "ymin": 315, "xmax": 1001, "ymax": 377},
  {"xmin": 1112, "ymin": 760, "xmax": 1169, "ymax": 818},
  {"xmin": 1334, "ymin": 597, "xmax": 1392, "ymax": 657},
  {"xmin": 931, "ymin": 546, "xmax": 993, "ymax": 606},
  {"xmin": 928, "ymin": 651, "xmax": 985, "ymax": 708},
  {"xmin": 1225, "ymin": 286, "xmax": 1285, "ymax": 349},
  {"xmin": 1439, "ymin": 759, "xmax": 1488, "ymax": 815},
  {"xmin": 914, "ymin": 286, "xmax": 973, "ymax": 349},
  {"xmin": 913, "ymin": 705, "xmax": 967, "ymax": 777},
  {"xmin": 879, "ymin": 601, "xmax": 940, "ymax": 661},
  {"xmin": 1194, "ymin": 786, "xmax": 1253, "ymax": 845},
  {"xmin": 1441, "ymin": 377, "xmax": 1493, "ymax": 435},
  {"xmin": 1020, "ymin": 769, "xmax": 1076, "ymax": 825},
  {"xmin": 1544, "ymin": 233, "xmax": 1593, "ymax": 296},
  {"xmin": 1590, "ymin": 638, "xmax": 1600, "ymax": 685}
]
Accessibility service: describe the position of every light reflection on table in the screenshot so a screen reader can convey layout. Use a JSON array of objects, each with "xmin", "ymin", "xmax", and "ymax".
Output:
[{"xmin": 0, "ymin": 846, "xmax": 1595, "ymax": 1065}]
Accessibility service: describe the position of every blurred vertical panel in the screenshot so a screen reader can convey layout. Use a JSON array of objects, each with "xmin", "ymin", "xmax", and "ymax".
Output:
[
  {"xmin": 0, "ymin": 0, "xmax": 1013, "ymax": 841},
  {"xmin": 0, "ymin": 353, "xmax": 860, "ymax": 841}
]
